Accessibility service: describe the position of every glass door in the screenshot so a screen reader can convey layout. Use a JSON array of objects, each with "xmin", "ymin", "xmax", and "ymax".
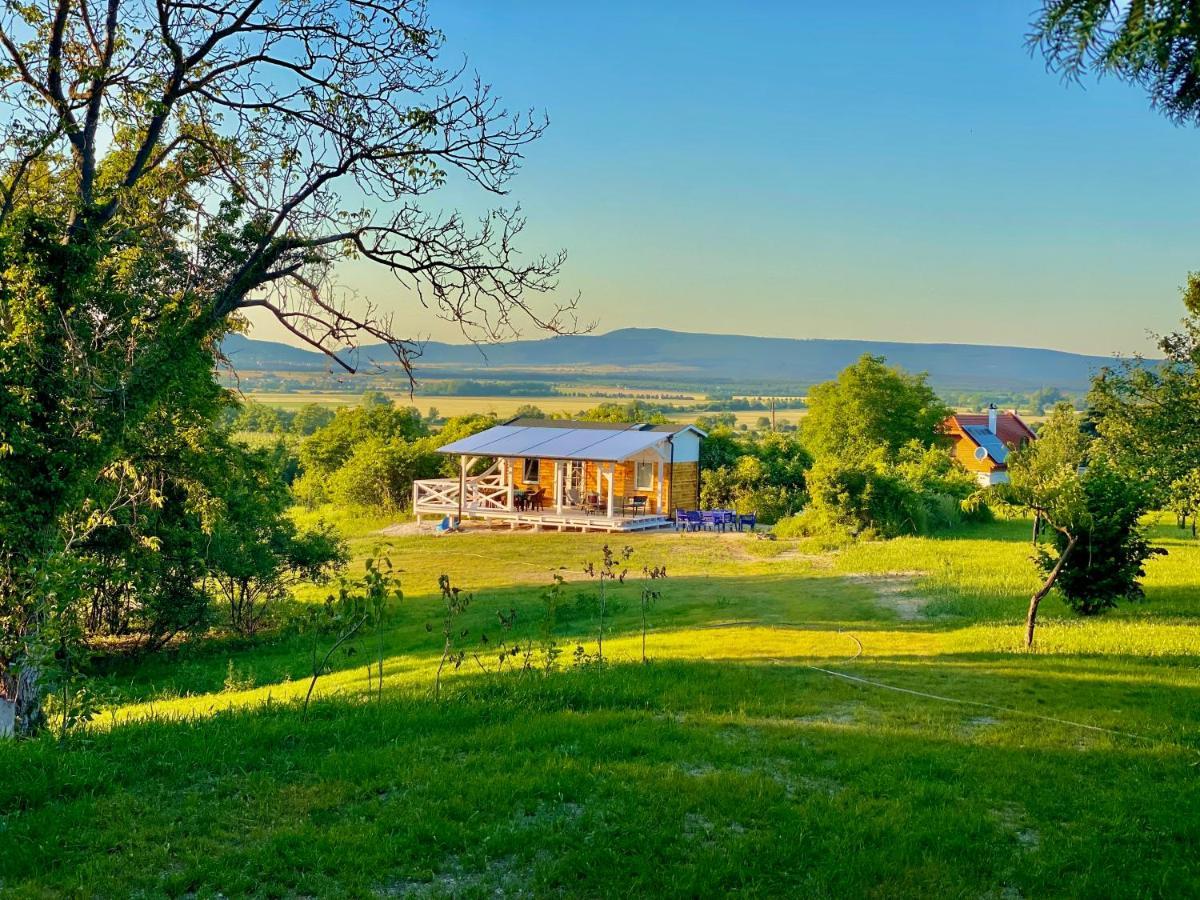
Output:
[{"xmin": 566, "ymin": 461, "xmax": 585, "ymax": 504}]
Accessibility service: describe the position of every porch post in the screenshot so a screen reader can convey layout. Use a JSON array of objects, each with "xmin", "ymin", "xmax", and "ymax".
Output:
[
  {"xmin": 606, "ymin": 462, "xmax": 615, "ymax": 518},
  {"xmin": 555, "ymin": 460, "xmax": 564, "ymax": 514},
  {"xmin": 656, "ymin": 459, "xmax": 663, "ymax": 513},
  {"xmin": 506, "ymin": 457, "xmax": 514, "ymax": 510},
  {"xmin": 458, "ymin": 454, "xmax": 466, "ymax": 522}
]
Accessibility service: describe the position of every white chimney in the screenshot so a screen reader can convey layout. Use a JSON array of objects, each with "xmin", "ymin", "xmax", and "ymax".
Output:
[{"xmin": 987, "ymin": 403, "xmax": 998, "ymax": 434}]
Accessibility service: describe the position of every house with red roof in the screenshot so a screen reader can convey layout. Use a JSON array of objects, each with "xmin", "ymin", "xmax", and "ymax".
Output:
[{"xmin": 941, "ymin": 404, "xmax": 1037, "ymax": 486}]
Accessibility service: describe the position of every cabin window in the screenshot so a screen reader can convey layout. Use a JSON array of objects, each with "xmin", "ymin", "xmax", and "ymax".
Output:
[
  {"xmin": 523, "ymin": 458, "xmax": 540, "ymax": 483},
  {"xmin": 635, "ymin": 461, "xmax": 655, "ymax": 491}
]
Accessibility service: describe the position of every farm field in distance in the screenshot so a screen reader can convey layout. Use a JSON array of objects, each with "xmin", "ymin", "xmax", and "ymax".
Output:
[
  {"xmin": 239, "ymin": 389, "xmax": 811, "ymax": 427},
  {"xmin": 3, "ymin": 513, "xmax": 1198, "ymax": 896}
]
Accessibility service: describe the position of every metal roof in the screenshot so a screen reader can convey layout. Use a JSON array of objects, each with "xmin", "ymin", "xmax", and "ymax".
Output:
[
  {"xmin": 503, "ymin": 417, "xmax": 706, "ymax": 438},
  {"xmin": 436, "ymin": 423, "xmax": 673, "ymax": 461},
  {"xmin": 962, "ymin": 425, "xmax": 1010, "ymax": 464}
]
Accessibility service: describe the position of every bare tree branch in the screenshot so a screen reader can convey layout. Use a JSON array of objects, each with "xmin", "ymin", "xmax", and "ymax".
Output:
[{"xmin": 0, "ymin": 0, "xmax": 578, "ymax": 367}]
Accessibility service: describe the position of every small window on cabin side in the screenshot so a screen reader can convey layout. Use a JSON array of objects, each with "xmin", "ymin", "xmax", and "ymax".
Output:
[
  {"xmin": 523, "ymin": 458, "xmax": 540, "ymax": 483},
  {"xmin": 635, "ymin": 461, "xmax": 655, "ymax": 491}
]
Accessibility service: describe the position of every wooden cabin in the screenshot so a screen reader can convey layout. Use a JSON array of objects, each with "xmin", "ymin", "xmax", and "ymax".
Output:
[
  {"xmin": 412, "ymin": 418, "xmax": 705, "ymax": 532},
  {"xmin": 942, "ymin": 405, "xmax": 1037, "ymax": 486}
]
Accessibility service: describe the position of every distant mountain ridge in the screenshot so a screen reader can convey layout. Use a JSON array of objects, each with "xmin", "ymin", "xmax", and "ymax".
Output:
[{"xmin": 222, "ymin": 328, "xmax": 1125, "ymax": 391}]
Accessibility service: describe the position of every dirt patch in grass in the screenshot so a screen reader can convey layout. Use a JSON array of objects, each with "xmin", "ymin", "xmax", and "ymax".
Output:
[
  {"xmin": 721, "ymin": 534, "xmax": 830, "ymax": 566},
  {"xmin": 376, "ymin": 521, "xmax": 428, "ymax": 537},
  {"xmin": 844, "ymin": 572, "xmax": 931, "ymax": 620},
  {"xmin": 380, "ymin": 854, "xmax": 531, "ymax": 898},
  {"xmin": 990, "ymin": 803, "xmax": 1041, "ymax": 851}
]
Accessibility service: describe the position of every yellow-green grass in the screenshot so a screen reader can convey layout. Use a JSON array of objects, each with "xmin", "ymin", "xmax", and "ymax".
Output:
[{"xmin": 3, "ymin": 515, "xmax": 1199, "ymax": 896}]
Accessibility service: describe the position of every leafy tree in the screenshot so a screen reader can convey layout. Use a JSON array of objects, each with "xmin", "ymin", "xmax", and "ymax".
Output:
[
  {"xmin": 694, "ymin": 412, "xmax": 737, "ymax": 431},
  {"xmin": 801, "ymin": 355, "xmax": 950, "ymax": 460},
  {"xmin": 576, "ymin": 400, "xmax": 669, "ymax": 424},
  {"xmin": 360, "ymin": 390, "xmax": 394, "ymax": 409},
  {"xmin": 74, "ymin": 423, "xmax": 225, "ymax": 653},
  {"xmin": 698, "ymin": 428, "xmax": 811, "ymax": 523},
  {"xmin": 299, "ymin": 404, "xmax": 428, "ymax": 477},
  {"xmin": 0, "ymin": 0, "xmax": 569, "ymax": 734},
  {"xmin": 510, "ymin": 403, "xmax": 546, "ymax": 419},
  {"xmin": 433, "ymin": 413, "xmax": 499, "ymax": 477},
  {"xmin": 292, "ymin": 404, "xmax": 336, "ymax": 437},
  {"xmin": 208, "ymin": 444, "xmax": 347, "ymax": 634},
  {"xmin": 234, "ymin": 402, "xmax": 293, "ymax": 434},
  {"xmin": 326, "ymin": 437, "xmax": 442, "ymax": 511},
  {"xmin": 1032, "ymin": 1, "xmax": 1200, "ymax": 125},
  {"xmin": 698, "ymin": 427, "xmax": 746, "ymax": 471},
  {"xmin": 1088, "ymin": 282, "xmax": 1200, "ymax": 530},
  {"xmin": 795, "ymin": 455, "xmax": 926, "ymax": 540},
  {"xmin": 1041, "ymin": 462, "xmax": 1163, "ymax": 616},
  {"xmin": 987, "ymin": 404, "xmax": 1090, "ymax": 647}
]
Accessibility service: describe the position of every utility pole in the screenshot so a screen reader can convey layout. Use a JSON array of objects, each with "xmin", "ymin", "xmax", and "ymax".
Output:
[{"xmin": 770, "ymin": 397, "xmax": 776, "ymax": 433}]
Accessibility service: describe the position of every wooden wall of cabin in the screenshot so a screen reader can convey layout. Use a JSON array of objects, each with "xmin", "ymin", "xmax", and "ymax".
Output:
[
  {"xmin": 506, "ymin": 457, "xmax": 685, "ymax": 514},
  {"xmin": 669, "ymin": 461, "xmax": 700, "ymax": 510}
]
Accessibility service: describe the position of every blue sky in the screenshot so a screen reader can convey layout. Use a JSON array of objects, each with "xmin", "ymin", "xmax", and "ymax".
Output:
[{"xmin": 248, "ymin": 1, "xmax": 1200, "ymax": 355}]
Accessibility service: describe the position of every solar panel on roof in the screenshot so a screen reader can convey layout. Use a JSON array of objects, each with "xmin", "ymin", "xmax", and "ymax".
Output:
[
  {"xmin": 436, "ymin": 425, "xmax": 530, "ymax": 456},
  {"xmin": 435, "ymin": 423, "xmax": 668, "ymax": 461},
  {"xmin": 963, "ymin": 425, "xmax": 1009, "ymax": 464},
  {"xmin": 579, "ymin": 430, "xmax": 669, "ymax": 460}
]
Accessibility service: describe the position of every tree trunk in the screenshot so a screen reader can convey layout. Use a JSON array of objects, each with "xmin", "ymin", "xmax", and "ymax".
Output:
[
  {"xmin": 1025, "ymin": 532, "xmax": 1077, "ymax": 649},
  {"xmin": 14, "ymin": 666, "xmax": 47, "ymax": 737}
]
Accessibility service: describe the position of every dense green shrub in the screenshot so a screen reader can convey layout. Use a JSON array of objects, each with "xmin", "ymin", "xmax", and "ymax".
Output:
[
  {"xmin": 325, "ymin": 437, "xmax": 443, "ymax": 511},
  {"xmin": 697, "ymin": 430, "xmax": 811, "ymax": 523},
  {"xmin": 775, "ymin": 442, "xmax": 984, "ymax": 540},
  {"xmin": 207, "ymin": 444, "xmax": 348, "ymax": 633},
  {"xmin": 775, "ymin": 356, "xmax": 980, "ymax": 540},
  {"xmin": 293, "ymin": 401, "xmax": 497, "ymax": 513},
  {"xmin": 292, "ymin": 404, "xmax": 336, "ymax": 436},
  {"xmin": 1039, "ymin": 463, "xmax": 1163, "ymax": 615},
  {"xmin": 299, "ymin": 401, "xmax": 428, "ymax": 477}
]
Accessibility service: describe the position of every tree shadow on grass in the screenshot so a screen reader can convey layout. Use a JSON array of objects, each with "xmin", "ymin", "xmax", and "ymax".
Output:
[{"xmin": 2, "ymin": 658, "xmax": 1198, "ymax": 898}]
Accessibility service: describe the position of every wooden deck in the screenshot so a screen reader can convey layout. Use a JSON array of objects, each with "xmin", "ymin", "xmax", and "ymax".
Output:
[{"xmin": 435, "ymin": 506, "xmax": 673, "ymax": 533}]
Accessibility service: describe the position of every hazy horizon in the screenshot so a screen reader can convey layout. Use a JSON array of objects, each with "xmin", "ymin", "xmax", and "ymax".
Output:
[
  {"xmin": 244, "ymin": 1, "xmax": 1200, "ymax": 358},
  {"xmin": 232, "ymin": 325, "xmax": 1142, "ymax": 360}
]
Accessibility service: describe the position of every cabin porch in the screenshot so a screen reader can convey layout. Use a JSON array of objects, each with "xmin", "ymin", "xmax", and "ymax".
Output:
[{"xmin": 411, "ymin": 455, "xmax": 676, "ymax": 533}]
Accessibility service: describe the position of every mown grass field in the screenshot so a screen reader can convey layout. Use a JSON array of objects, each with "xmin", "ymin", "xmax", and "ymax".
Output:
[{"xmin": 3, "ymin": 514, "xmax": 1198, "ymax": 897}]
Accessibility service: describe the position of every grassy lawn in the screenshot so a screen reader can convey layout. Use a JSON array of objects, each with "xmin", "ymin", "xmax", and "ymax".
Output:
[{"xmin": 2, "ymin": 515, "xmax": 1198, "ymax": 897}]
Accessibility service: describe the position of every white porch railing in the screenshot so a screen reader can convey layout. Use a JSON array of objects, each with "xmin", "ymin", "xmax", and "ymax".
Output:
[{"xmin": 413, "ymin": 471, "xmax": 512, "ymax": 514}]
